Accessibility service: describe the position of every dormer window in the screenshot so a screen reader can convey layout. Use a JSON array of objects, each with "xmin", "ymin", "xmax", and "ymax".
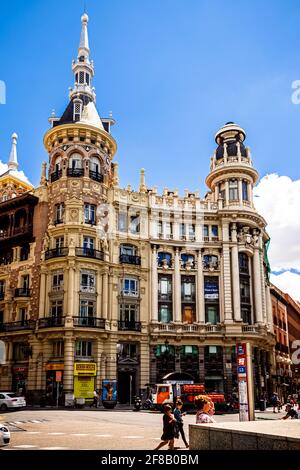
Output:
[
  {"xmin": 86, "ymin": 73, "xmax": 90, "ymax": 85},
  {"xmin": 79, "ymin": 71, "xmax": 85, "ymax": 83},
  {"xmin": 73, "ymin": 98, "xmax": 83, "ymax": 122}
]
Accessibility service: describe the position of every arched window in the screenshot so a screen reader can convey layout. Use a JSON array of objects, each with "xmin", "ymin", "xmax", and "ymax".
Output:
[
  {"xmin": 229, "ymin": 179, "xmax": 238, "ymax": 200},
  {"xmin": 158, "ymin": 252, "xmax": 172, "ymax": 268},
  {"xmin": 239, "ymin": 253, "xmax": 249, "ymax": 274},
  {"xmin": 89, "ymin": 156, "xmax": 102, "ymax": 182},
  {"xmin": 68, "ymin": 153, "xmax": 84, "ymax": 177}
]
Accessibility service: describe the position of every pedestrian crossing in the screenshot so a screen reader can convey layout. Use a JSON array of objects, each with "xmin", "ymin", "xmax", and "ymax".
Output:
[{"xmin": 4, "ymin": 418, "xmax": 49, "ymax": 426}]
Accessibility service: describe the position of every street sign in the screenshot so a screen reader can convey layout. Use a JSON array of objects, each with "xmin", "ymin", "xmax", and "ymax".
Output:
[{"xmin": 236, "ymin": 342, "xmax": 255, "ymax": 421}]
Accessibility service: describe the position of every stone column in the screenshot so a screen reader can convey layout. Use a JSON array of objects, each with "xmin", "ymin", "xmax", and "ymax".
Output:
[
  {"xmin": 151, "ymin": 246, "xmax": 158, "ymax": 322},
  {"xmin": 174, "ymin": 248, "xmax": 181, "ymax": 322},
  {"xmin": 225, "ymin": 180, "xmax": 229, "ymax": 206},
  {"xmin": 196, "ymin": 251, "xmax": 205, "ymax": 323},
  {"xmin": 38, "ymin": 270, "xmax": 47, "ymax": 317},
  {"xmin": 96, "ymin": 270, "xmax": 102, "ymax": 317},
  {"xmin": 238, "ymin": 178, "xmax": 243, "ymax": 205},
  {"xmin": 140, "ymin": 340, "xmax": 150, "ymax": 391},
  {"xmin": 67, "ymin": 263, "xmax": 75, "ymax": 316},
  {"xmin": 63, "ymin": 334, "xmax": 74, "ymax": 394},
  {"xmin": 253, "ymin": 243, "xmax": 263, "ymax": 324},
  {"xmin": 222, "ymin": 222, "xmax": 233, "ymax": 322},
  {"xmin": 248, "ymin": 183, "xmax": 253, "ymax": 206},
  {"xmin": 231, "ymin": 224, "xmax": 241, "ymax": 322},
  {"xmin": 102, "ymin": 271, "xmax": 108, "ymax": 320}
]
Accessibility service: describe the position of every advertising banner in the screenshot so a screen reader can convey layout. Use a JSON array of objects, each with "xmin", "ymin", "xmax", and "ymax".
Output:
[
  {"xmin": 236, "ymin": 342, "xmax": 254, "ymax": 421},
  {"xmin": 102, "ymin": 379, "xmax": 117, "ymax": 402}
]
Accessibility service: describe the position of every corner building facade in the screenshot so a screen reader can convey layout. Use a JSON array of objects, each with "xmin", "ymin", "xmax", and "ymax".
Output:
[{"xmin": 0, "ymin": 14, "xmax": 275, "ymax": 405}]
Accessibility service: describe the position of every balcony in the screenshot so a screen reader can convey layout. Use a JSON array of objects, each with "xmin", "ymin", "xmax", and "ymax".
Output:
[
  {"xmin": 242, "ymin": 325, "xmax": 259, "ymax": 334},
  {"xmin": 45, "ymin": 247, "xmax": 68, "ymax": 259},
  {"xmin": 15, "ymin": 288, "xmax": 31, "ymax": 297},
  {"xmin": 73, "ymin": 316, "xmax": 105, "ymax": 328},
  {"xmin": 118, "ymin": 321, "xmax": 142, "ymax": 332},
  {"xmin": 75, "ymin": 248, "xmax": 104, "ymax": 260},
  {"xmin": 119, "ymin": 254, "xmax": 141, "ymax": 265},
  {"xmin": 158, "ymin": 293, "xmax": 172, "ymax": 302},
  {"xmin": 38, "ymin": 317, "xmax": 65, "ymax": 328},
  {"xmin": 50, "ymin": 170, "xmax": 62, "ymax": 182},
  {"xmin": 0, "ymin": 320, "xmax": 36, "ymax": 332},
  {"xmin": 54, "ymin": 219, "xmax": 64, "ymax": 225},
  {"xmin": 89, "ymin": 170, "xmax": 103, "ymax": 182},
  {"xmin": 67, "ymin": 168, "xmax": 84, "ymax": 177},
  {"xmin": 84, "ymin": 219, "xmax": 96, "ymax": 226},
  {"xmin": 0, "ymin": 224, "xmax": 33, "ymax": 241}
]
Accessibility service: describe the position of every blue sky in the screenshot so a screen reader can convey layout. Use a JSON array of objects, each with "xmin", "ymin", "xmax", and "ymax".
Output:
[
  {"xmin": 1, "ymin": 0, "xmax": 300, "ymax": 191},
  {"xmin": 0, "ymin": 0, "xmax": 300, "ymax": 297}
]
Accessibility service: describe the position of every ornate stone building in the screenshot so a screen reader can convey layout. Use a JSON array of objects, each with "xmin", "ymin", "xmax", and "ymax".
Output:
[{"xmin": 0, "ymin": 13, "xmax": 275, "ymax": 405}]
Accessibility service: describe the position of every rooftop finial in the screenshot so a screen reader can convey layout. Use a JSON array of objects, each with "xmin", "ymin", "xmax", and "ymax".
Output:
[
  {"xmin": 79, "ymin": 13, "xmax": 89, "ymax": 56},
  {"xmin": 8, "ymin": 132, "xmax": 18, "ymax": 170}
]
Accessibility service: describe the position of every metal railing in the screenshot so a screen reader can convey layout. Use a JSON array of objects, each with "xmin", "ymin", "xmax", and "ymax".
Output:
[
  {"xmin": 15, "ymin": 288, "xmax": 31, "ymax": 297},
  {"xmin": 118, "ymin": 321, "xmax": 142, "ymax": 332},
  {"xmin": 45, "ymin": 247, "xmax": 68, "ymax": 259},
  {"xmin": 89, "ymin": 170, "xmax": 103, "ymax": 182},
  {"xmin": 73, "ymin": 316, "xmax": 105, "ymax": 328},
  {"xmin": 0, "ymin": 320, "xmax": 36, "ymax": 332},
  {"xmin": 38, "ymin": 317, "xmax": 65, "ymax": 328},
  {"xmin": 119, "ymin": 254, "xmax": 141, "ymax": 265},
  {"xmin": 50, "ymin": 170, "xmax": 62, "ymax": 182},
  {"xmin": 67, "ymin": 168, "xmax": 84, "ymax": 177},
  {"xmin": 75, "ymin": 248, "xmax": 104, "ymax": 260}
]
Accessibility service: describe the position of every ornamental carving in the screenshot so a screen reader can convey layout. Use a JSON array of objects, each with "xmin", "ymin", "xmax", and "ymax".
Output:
[{"xmin": 70, "ymin": 209, "xmax": 78, "ymax": 221}]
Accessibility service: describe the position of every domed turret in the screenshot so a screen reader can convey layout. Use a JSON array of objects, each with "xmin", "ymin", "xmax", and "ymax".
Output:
[{"xmin": 215, "ymin": 122, "xmax": 247, "ymax": 160}]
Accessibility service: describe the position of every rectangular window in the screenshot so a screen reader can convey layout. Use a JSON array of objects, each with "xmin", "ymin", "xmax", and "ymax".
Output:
[
  {"xmin": 180, "ymin": 223, "xmax": 185, "ymax": 238},
  {"xmin": 118, "ymin": 212, "xmax": 127, "ymax": 232},
  {"xmin": 55, "ymin": 237, "xmax": 64, "ymax": 249},
  {"xmin": 158, "ymin": 275, "xmax": 172, "ymax": 300},
  {"xmin": 80, "ymin": 300, "xmax": 95, "ymax": 317},
  {"xmin": 119, "ymin": 304, "xmax": 138, "ymax": 323},
  {"xmin": 204, "ymin": 277, "xmax": 219, "ymax": 300},
  {"xmin": 158, "ymin": 305, "xmax": 172, "ymax": 323},
  {"xmin": 83, "ymin": 237, "xmax": 94, "ymax": 249},
  {"xmin": 19, "ymin": 308, "xmax": 27, "ymax": 324},
  {"xmin": 52, "ymin": 340, "xmax": 64, "ymax": 357},
  {"xmin": 188, "ymin": 224, "xmax": 195, "ymax": 239},
  {"xmin": 21, "ymin": 275, "xmax": 29, "ymax": 289},
  {"xmin": 0, "ymin": 310, "xmax": 3, "ymax": 324},
  {"xmin": 211, "ymin": 225, "xmax": 218, "ymax": 238},
  {"xmin": 157, "ymin": 221, "xmax": 163, "ymax": 237},
  {"xmin": 84, "ymin": 204, "xmax": 96, "ymax": 224},
  {"xmin": 0, "ymin": 280, "xmax": 5, "ymax": 296},
  {"xmin": 122, "ymin": 278, "xmax": 138, "ymax": 296},
  {"xmin": 52, "ymin": 272, "xmax": 63, "ymax": 291},
  {"xmin": 165, "ymin": 222, "xmax": 173, "ymax": 238},
  {"xmin": 203, "ymin": 225, "xmax": 209, "ymax": 239},
  {"xmin": 75, "ymin": 340, "xmax": 92, "ymax": 357},
  {"xmin": 55, "ymin": 203, "xmax": 64, "ymax": 223},
  {"xmin": 50, "ymin": 300, "xmax": 63, "ymax": 318},
  {"xmin": 242, "ymin": 181, "xmax": 248, "ymax": 201},
  {"xmin": 130, "ymin": 213, "xmax": 140, "ymax": 233},
  {"xmin": 13, "ymin": 343, "xmax": 30, "ymax": 361},
  {"xmin": 205, "ymin": 305, "xmax": 219, "ymax": 324},
  {"xmin": 229, "ymin": 179, "xmax": 238, "ymax": 200},
  {"xmin": 182, "ymin": 305, "xmax": 194, "ymax": 323},
  {"xmin": 120, "ymin": 245, "xmax": 135, "ymax": 256},
  {"xmin": 80, "ymin": 271, "xmax": 95, "ymax": 293}
]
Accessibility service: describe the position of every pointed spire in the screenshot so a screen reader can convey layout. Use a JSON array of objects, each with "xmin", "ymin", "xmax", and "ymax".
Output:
[
  {"xmin": 79, "ymin": 13, "xmax": 90, "ymax": 57},
  {"xmin": 139, "ymin": 168, "xmax": 147, "ymax": 193},
  {"xmin": 8, "ymin": 133, "xmax": 18, "ymax": 170},
  {"xmin": 70, "ymin": 13, "xmax": 95, "ymax": 102}
]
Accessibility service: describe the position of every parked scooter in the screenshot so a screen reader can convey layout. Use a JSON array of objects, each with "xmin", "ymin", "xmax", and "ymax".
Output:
[
  {"xmin": 142, "ymin": 398, "xmax": 154, "ymax": 410},
  {"xmin": 133, "ymin": 396, "xmax": 142, "ymax": 411}
]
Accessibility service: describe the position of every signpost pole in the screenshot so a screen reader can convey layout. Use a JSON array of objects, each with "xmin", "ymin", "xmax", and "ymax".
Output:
[
  {"xmin": 56, "ymin": 382, "xmax": 59, "ymax": 408},
  {"xmin": 129, "ymin": 374, "xmax": 132, "ymax": 407},
  {"xmin": 236, "ymin": 342, "xmax": 255, "ymax": 421}
]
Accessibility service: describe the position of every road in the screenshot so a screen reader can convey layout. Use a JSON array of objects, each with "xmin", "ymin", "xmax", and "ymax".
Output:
[{"xmin": 0, "ymin": 407, "xmax": 283, "ymax": 451}]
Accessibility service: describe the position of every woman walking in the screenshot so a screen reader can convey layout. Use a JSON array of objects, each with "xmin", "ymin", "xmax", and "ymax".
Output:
[
  {"xmin": 154, "ymin": 404, "xmax": 177, "ymax": 450},
  {"xmin": 173, "ymin": 399, "xmax": 189, "ymax": 448}
]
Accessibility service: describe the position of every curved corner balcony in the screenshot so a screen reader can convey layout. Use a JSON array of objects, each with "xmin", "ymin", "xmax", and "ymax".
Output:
[
  {"xmin": 45, "ymin": 247, "xmax": 69, "ymax": 259},
  {"xmin": 75, "ymin": 247, "xmax": 104, "ymax": 260},
  {"xmin": 89, "ymin": 170, "xmax": 103, "ymax": 182},
  {"xmin": 38, "ymin": 316, "xmax": 65, "ymax": 328},
  {"xmin": 50, "ymin": 170, "xmax": 62, "ymax": 182},
  {"xmin": 119, "ymin": 254, "xmax": 141, "ymax": 265},
  {"xmin": 0, "ymin": 320, "xmax": 36, "ymax": 332},
  {"xmin": 67, "ymin": 168, "xmax": 84, "ymax": 177},
  {"xmin": 118, "ymin": 321, "xmax": 142, "ymax": 332},
  {"xmin": 73, "ymin": 316, "xmax": 105, "ymax": 328}
]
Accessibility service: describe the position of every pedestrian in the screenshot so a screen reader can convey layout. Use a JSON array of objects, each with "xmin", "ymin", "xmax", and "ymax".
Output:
[
  {"xmin": 270, "ymin": 392, "xmax": 280, "ymax": 413},
  {"xmin": 173, "ymin": 399, "xmax": 189, "ymax": 448},
  {"xmin": 195, "ymin": 395, "xmax": 216, "ymax": 424},
  {"xmin": 282, "ymin": 404, "xmax": 299, "ymax": 420},
  {"xmin": 90, "ymin": 389, "xmax": 99, "ymax": 408},
  {"xmin": 154, "ymin": 404, "xmax": 177, "ymax": 451}
]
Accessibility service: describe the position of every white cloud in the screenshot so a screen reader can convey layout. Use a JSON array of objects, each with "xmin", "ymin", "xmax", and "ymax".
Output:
[
  {"xmin": 254, "ymin": 174, "xmax": 300, "ymax": 300},
  {"xmin": 0, "ymin": 160, "xmax": 8, "ymax": 175},
  {"xmin": 270, "ymin": 272, "xmax": 300, "ymax": 302}
]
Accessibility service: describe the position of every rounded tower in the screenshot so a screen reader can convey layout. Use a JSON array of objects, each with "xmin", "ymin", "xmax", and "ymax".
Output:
[{"xmin": 206, "ymin": 122, "xmax": 258, "ymax": 209}]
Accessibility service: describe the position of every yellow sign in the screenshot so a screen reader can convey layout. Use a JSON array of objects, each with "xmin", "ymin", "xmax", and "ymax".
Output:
[
  {"xmin": 74, "ymin": 376, "xmax": 95, "ymax": 399},
  {"xmin": 74, "ymin": 362, "xmax": 96, "ymax": 376}
]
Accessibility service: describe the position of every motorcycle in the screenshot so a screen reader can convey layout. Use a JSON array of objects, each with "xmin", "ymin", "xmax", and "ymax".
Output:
[
  {"xmin": 142, "ymin": 398, "xmax": 154, "ymax": 410},
  {"xmin": 133, "ymin": 396, "xmax": 142, "ymax": 411}
]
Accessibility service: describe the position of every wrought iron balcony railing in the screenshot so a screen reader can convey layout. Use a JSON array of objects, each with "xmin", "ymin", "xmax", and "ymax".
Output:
[
  {"xmin": 118, "ymin": 321, "xmax": 142, "ymax": 332},
  {"xmin": 0, "ymin": 320, "xmax": 36, "ymax": 332},
  {"xmin": 15, "ymin": 288, "xmax": 31, "ymax": 297},
  {"xmin": 45, "ymin": 247, "xmax": 68, "ymax": 259},
  {"xmin": 73, "ymin": 316, "xmax": 105, "ymax": 328},
  {"xmin": 119, "ymin": 254, "xmax": 141, "ymax": 265},
  {"xmin": 75, "ymin": 248, "xmax": 104, "ymax": 260},
  {"xmin": 67, "ymin": 168, "xmax": 84, "ymax": 177},
  {"xmin": 89, "ymin": 170, "xmax": 103, "ymax": 182},
  {"xmin": 38, "ymin": 317, "xmax": 65, "ymax": 328}
]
